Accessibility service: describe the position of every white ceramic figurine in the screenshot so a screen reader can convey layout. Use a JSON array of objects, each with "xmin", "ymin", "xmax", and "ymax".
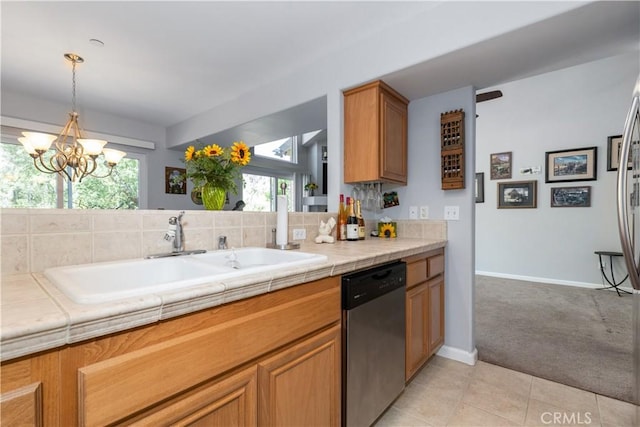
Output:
[{"xmin": 315, "ymin": 217, "xmax": 337, "ymax": 243}]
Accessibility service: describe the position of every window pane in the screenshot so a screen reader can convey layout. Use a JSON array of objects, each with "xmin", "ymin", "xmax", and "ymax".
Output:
[
  {"xmin": 70, "ymin": 157, "xmax": 140, "ymax": 209},
  {"xmin": 242, "ymin": 173, "xmax": 273, "ymax": 211},
  {"xmin": 254, "ymin": 137, "xmax": 295, "ymax": 162},
  {"xmin": 0, "ymin": 142, "xmax": 57, "ymax": 208}
]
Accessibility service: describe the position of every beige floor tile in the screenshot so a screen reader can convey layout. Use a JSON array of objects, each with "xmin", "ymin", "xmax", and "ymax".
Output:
[
  {"xmin": 524, "ymin": 398, "xmax": 599, "ymax": 427},
  {"xmin": 447, "ymin": 402, "xmax": 521, "ymax": 427},
  {"xmin": 426, "ymin": 355, "xmax": 476, "ymax": 378},
  {"xmin": 529, "ymin": 377, "xmax": 600, "ymax": 421},
  {"xmin": 392, "ymin": 381, "xmax": 461, "ymax": 426},
  {"xmin": 472, "ymin": 361, "xmax": 533, "ymax": 398},
  {"xmin": 597, "ymin": 394, "xmax": 639, "ymax": 427},
  {"xmin": 374, "ymin": 406, "xmax": 436, "ymax": 427},
  {"xmin": 462, "ymin": 378, "xmax": 530, "ymax": 425},
  {"xmin": 411, "ymin": 364, "xmax": 472, "ymax": 402}
]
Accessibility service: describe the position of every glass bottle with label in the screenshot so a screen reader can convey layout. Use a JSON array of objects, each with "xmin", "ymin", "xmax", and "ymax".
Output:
[
  {"xmin": 356, "ymin": 200, "xmax": 366, "ymax": 240},
  {"xmin": 338, "ymin": 194, "xmax": 347, "ymax": 241},
  {"xmin": 346, "ymin": 197, "xmax": 359, "ymax": 241}
]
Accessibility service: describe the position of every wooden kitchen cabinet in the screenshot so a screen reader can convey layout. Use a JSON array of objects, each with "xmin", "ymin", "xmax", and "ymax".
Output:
[
  {"xmin": 403, "ymin": 248, "xmax": 445, "ymax": 381},
  {"xmin": 0, "ymin": 351, "xmax": 60, "ymax": 426},
  {"xmin": 343, "ymin": 80, "xmax": 409, "ymax": 184},
  {"xmin": 1, "ymin": 276, "xmax": 341, "ymax": 426},
  {"xmin": 258, "ymin": 325, "xmax": 341, "ymax": 427}
]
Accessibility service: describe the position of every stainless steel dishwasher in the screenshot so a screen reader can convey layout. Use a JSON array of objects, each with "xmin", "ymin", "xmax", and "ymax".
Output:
[{"xmin": 342, "ymin": 261, "xmax": 406, "ymax": 427}]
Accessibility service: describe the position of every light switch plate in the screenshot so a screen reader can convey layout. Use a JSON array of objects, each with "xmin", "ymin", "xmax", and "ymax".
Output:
[
  {"xmin": 444, "ymin": 206, "xmax": 459, "ymax": 221},
  {"xmin": 420, "ymin": 206, "xmax": 429, "ymax": 219},
  {"xmin": 409, "ymin": 206, "xmax": 418, "ymax": 219}
]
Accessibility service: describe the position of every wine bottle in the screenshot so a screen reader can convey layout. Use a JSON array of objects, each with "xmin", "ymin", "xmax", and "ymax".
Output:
[
  {"xmin": 346, "ymin": 197, "xmax": 359, "ymax": 241},
  {"xmin": 338, "ymin": 194, "xmax": 347, "ymax": 241},
  {"xmin": 356, "ymin": 200, "xmax": 365, "ymax": 240}
]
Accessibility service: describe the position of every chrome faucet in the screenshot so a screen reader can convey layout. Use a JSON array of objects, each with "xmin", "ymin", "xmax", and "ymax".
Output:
[
  {"xmin": 146, "ymin": 211, "xmax": 206, "ymax": 259},
  {"xmin": 218, "ymin": 235, "xmax": 228, "ymax": 250},
  {"xmin": 170, "ymin": 211, "xmax": 185, "ymax": 253}
]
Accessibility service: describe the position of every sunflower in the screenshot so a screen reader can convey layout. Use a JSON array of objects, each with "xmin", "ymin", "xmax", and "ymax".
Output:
[
  {"xmin": 185, "ymin": 146, "xmax": 196, "ymax": 161},
  {"xmin": 379, "ymin": 223, "xmax": 396, "ymax": 238},
  {"xmin": 230, "ymin": 141, "xmax": 251, "ymax": 166},
  {"xmin": 203, "ymin": 144, "xmax": 223, "ymax": 157}
]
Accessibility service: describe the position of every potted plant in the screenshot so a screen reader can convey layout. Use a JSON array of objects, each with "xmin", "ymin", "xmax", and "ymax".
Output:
[
  {"xmin": 183, "ymin": 141, "xmax": 251, "ymax": 209},
  {"xmin": 304, "ymin": 182, "xmax": 318, "ymax": 196}
]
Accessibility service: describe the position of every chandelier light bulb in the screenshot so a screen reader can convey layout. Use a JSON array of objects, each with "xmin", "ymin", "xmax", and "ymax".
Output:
[
  {"xmin": 78, "ymin": 138, "xmax": 108, "ymax": 156},
  {"xmin": 21, "ymin": 131, "xmax": 57, "ymax": 152},
  {"xmin": 102, "ymin": 148, "xmax": 127, "ymax": 165}
]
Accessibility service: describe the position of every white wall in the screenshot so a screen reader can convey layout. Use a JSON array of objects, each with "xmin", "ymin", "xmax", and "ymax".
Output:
[
  {"xmin": 476, "ymin": 52, "xmax": 640, "ymax": 286},
  {"xmin": 400, "ymin": 86, "xmax": 477, "ymax": 360}
]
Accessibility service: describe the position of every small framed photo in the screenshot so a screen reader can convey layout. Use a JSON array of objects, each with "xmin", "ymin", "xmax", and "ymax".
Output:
[
  {"xmin": 545, "ymin": 146, "xmax": 597, "ymax": 183},
  {"xmin": 490, "ymin": 152, "xmax": 512, "ymax": 180},
  {"xmin": 606, "ymin": 135, "xmax": 630, "ymax": 171},
  {"xmin": 475, "ymin": 172, "xmax": 485, "ymax": 203},
  {"xmin": 165, "ymin": 167, "xmax": 186, "ymax": 194},
  {"xmin": 497, "ymin": 180, "xmax": 537, "ymax": 209},
  {"xmin": 551, "ymin": 186, "xmax": 591, "ymax": 208}
]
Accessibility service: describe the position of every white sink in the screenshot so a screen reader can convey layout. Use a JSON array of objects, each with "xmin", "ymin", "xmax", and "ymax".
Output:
[
  {"xmin": 44, "ymin": 248, "xmax": 328, "ymax": 304},
  {"xmin": 188, "ymin": 247, "xmax": 328, "ymax": 273}
]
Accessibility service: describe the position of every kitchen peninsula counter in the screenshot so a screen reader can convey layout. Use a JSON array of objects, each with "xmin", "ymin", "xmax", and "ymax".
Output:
[{"xmin": 1, "ymin": 238, "xmax": 446, "ymax": 362}]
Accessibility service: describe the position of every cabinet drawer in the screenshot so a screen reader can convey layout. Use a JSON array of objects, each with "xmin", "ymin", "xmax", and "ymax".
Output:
[
  {"xmin": 427, "ymin": 255, "xmax": 445, "ymax": 278},
  {"xmin": 406, "ymin": 259, "xmax": 428, "ymax": 288}
]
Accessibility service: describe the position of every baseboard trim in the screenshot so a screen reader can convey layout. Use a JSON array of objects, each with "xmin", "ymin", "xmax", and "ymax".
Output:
[
  {"xmin": 436, "ymin": 345, "xmax": 478, "ymax": 366},
  {"xmin": 475, "ymin": 270, "xmax": 635, "ymax": 293}
]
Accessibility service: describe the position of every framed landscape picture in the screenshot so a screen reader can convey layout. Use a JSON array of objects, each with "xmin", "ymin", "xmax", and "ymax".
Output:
[
  {"xmin": 545, "ymin": 146, "xmax": 597, "ymax": 183},
  {"xmin": 606, "ymin": 135, "xmax": 631, "ymax": 171},
  {"xmin": 490, "ymin": 152, "xmax": 512, "ymax": 180},
  {"xmin": 550, "ymin": 186, "xmax": 591, "ymax": 208},
  {"xmin": 497, "ymin": 180, "xmax": 537, "ymax": 209}
]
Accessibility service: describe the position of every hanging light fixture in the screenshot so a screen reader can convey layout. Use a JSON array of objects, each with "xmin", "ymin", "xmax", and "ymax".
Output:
[{"xmin": 18, "ymin": 53, "xmax": 126, "ymax": 182}]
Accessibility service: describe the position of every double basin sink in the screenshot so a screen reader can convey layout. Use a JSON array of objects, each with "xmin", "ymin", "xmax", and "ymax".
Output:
[{"xmin": 44, "ymin": 248, "xmax": 328, "ymax": 304}]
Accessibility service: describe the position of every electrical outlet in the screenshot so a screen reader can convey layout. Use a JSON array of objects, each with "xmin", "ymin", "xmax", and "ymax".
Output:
[
  {"xmin": 292, "ymin": 228, "xmax": 306, "ymax": 240},
  {"xmin": 420, "ymin": 206, "xmax": 429, "ymax": 219},
  {"xmin": 444, "ymin": 206, "xmax": 460, "ymax": 220},
  {"xmin": 409, "ymin": 206, "xmax": 418, "ymax": 219}
]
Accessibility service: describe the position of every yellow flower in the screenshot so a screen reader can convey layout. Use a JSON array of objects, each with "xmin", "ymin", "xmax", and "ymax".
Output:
[
  {"xmin": 203, "ymin": 144, "xmax": 223, "ymax": 157},
  {"xmin": 379, "ymin": 223, "xmax": 396, "ymax": 238},
  {"xmin": 185, "ymin": 146, "xmax": 195, "ymax": 161},
  {"xmin": 230, "ymin": 141, "xmax": 251, "ymax": 166}
]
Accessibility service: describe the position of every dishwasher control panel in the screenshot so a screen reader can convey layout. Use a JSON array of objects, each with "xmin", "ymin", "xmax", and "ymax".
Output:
[{"xmin": 341, "ymin": 261, "xmax": 406, "ymax": 310}]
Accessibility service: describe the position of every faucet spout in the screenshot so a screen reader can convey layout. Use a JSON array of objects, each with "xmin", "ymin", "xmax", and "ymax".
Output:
[
  {"xmin": 218, "ymin": 235, "xmax": 228, "ymax": 250},
  {"xmin": 171, "ymin": 211, "xmax": 185, "ymax": 253}
]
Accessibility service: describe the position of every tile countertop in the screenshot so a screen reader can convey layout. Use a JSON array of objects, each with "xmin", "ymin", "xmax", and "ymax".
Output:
[{"xmin": 0, "ymin": 238, "xmax": 446, "ymax": 362}]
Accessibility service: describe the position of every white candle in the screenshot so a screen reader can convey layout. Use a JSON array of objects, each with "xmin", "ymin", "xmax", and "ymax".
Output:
[{"xmin": 276, "ymin": 195, "xmax": 288, "ymax": 245}]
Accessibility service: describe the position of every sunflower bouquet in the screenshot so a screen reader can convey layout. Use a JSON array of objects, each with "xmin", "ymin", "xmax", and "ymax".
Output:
[{"xmin": 183, "ymin": 141, "xmax": 251, "ymax": 194}]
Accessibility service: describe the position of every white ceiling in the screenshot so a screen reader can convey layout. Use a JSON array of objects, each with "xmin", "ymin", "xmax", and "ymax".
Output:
[{"xmin": 1, "ymin": 1, "xmax": 639, "ymax": 142}]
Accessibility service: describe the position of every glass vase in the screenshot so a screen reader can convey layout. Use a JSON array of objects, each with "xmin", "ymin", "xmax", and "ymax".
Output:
[{"xmin": 201, "ymin": 183, "xmax": 226, "ymax": 210}]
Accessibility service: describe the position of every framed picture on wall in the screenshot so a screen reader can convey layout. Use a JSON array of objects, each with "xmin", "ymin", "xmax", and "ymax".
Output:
[
  {"xmin": 165, "ymin": 167, "xmax": 186, "ymax": 194},
  {"xmin": 606, "ymin": 135, "xmax": 631, "ymax": 171},
  {"xmin": 545, "ymin": 146, "xmax": 597, "ymax": 183},
  {"xmin": 475, "ymin": 172, "xmax": 485, "ymax": 203},
  {"xmin": 550, "ymin": 186, "xmax": 591, "ymax": 208},
  {"xmin": 497, "ymin": 180, "xmax": 537, "ymax": 209},
  {"xmin": 490, "ymin": 152, "xmax": 512, "ymax": 180}
]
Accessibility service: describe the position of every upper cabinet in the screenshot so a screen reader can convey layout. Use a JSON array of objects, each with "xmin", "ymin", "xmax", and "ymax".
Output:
[{"xmin": 343, "ymin": 80, "xmax": 409, "ymax": 184}]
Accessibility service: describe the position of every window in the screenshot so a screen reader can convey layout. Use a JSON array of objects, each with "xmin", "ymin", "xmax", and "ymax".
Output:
[
  {"xmin": 253, "ymin": 137, "xmax": 297, "ymax": 163},
  {"xmin": 242, "ymin": 173, "xmax": 294, "ymax": 212},
  {"xmin": 1, "ymin": 141, "xmax": 142, "ymax": 209}
]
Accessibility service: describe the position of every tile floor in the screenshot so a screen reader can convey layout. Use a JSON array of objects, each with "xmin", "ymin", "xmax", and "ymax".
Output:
[{"xmin": 374, "ymin": 356, "xmax": 638, "ymax": 427}]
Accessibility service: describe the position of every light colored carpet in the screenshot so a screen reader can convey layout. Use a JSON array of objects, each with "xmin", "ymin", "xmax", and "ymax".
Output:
[{"xmin": 475, "ymin": 275, "xmax": 635, "ymax": 404}]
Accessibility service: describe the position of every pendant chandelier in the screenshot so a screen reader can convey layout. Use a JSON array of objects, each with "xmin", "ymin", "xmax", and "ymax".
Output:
[{"xmin": 18, "ymin": 53, "xmax": 126, "ymax": 182}]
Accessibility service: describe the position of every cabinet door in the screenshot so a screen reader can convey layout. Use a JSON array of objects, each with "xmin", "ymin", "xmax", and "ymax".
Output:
[
  {"xmin": 405, "ymin": 282, "xmax": 429, "ymax": 381},
  {"xmin": 125, "ymin": 366, "xmax": 257, "ymax": 426},
  {"xmin": 380, "ymin": 90, "xmax": 408, "ymax": 184},
  {"xmin": 0, "ymin": 383, "xmax": 43, "ymax": 427},
  {"xmin": 258, "ymin": 325, "xmax": 341, "ymax": 427},
  {"xmin": 428, "ymin": 276, "xmax": 445, "ymax": 356}
]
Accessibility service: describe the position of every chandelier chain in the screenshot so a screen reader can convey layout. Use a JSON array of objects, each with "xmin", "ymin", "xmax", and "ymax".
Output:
[{"xmin": 71, "ymin": 58, "xmax": 77, "ymax": 113}]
